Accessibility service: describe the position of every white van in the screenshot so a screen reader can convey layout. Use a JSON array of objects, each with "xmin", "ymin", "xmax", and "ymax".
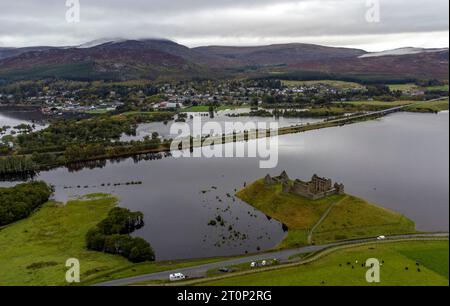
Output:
[{"xmin": 169, "ymin": 273, "xmax": 186, "ymax": 281}]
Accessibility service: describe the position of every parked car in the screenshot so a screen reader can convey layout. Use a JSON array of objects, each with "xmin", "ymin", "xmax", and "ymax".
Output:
[{"xmin": 169, "ymin": 273, "xmax": 186, "ymax": 281}]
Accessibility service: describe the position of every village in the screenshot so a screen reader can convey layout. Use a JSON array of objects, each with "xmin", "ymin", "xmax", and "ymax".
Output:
[{"xmin": 0, "ymin": 78, "xmax": 413, "ymax": 116}]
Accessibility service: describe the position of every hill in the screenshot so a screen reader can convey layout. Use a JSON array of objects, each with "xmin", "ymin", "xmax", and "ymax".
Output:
[
  {"xmin": 236, "ymin": 179, "xmax": 415, "ymax": 248},
  {"xmin": 0, "ymin": 39, "xmax": 448, "ymax": 81}
]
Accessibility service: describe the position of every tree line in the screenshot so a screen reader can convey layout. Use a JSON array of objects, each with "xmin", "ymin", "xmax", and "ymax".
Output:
[{"xmin": 0, "ymin": 181, "xmax": 53, "ymax": 226}]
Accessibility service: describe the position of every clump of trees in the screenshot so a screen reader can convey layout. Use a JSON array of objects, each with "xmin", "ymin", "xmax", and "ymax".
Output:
[
  {"xmin": 0, "ymin": 181, "xmax": 53, "ymax": 226},
  {"xmin": 86, "ymin": 207, "xmax": 155, "ymax": 263},
  {"xmin": 0, "ymin": 156, "xmax": 36, "ymax": 175}
]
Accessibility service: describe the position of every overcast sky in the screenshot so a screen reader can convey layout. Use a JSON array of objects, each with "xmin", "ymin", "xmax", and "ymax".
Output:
[{"xmin": 0, "ymin": 0, "xmax": 448, "ymax": 51}]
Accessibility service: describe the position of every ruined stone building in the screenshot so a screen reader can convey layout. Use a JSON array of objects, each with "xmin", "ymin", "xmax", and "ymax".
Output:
[{"xmin": 264, "ymin": 171, "xmax": 345, "ymax": 200}]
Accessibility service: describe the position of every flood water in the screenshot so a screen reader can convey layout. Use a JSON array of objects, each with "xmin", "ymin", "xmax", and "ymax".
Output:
[
  {"xmin": 1, "ymin": 111, "xmax": 448, "ymax": 260},
  {"xmin": 0, "ymin": 109, "xmax": 47, "ymax": 135},
  {"xmin": 121, "ymin": 108, "xmax": 322, "ymax": 141}
]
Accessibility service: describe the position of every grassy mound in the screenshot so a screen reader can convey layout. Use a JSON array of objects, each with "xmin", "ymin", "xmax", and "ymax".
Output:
[
  {"xmin": 313, "ymin": 195, "xmax": 415, "ymax": 244},
  {"xmin": 236, "ymin": 179, "xmax": 415, "ymax": 248}
]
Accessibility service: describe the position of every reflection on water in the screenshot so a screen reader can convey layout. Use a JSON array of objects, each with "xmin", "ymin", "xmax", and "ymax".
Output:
[{"xmin": 1, "ymin": 112, "xmax": 448, "ymax": 260}]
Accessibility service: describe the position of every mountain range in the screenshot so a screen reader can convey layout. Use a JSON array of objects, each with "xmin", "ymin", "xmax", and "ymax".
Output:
[{"xmin": 0, "ymin": 39, "xmax": 448, "ymax": 82}]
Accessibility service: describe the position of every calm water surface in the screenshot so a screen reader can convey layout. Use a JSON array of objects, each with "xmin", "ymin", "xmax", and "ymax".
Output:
[{"xmin": 1, "ymin": 112, "xmax": 448, "ymax": 260}]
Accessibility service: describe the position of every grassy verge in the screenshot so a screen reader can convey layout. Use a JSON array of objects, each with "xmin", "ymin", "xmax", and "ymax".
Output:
[
  {"xmin": 236, "ymin": 180, "xmax": 415, "ymax": 248},
  {"xmin": 205, "ymin": 260, "xmax": 281, "ymax": 278},
  {"xmin": 199, "ymin": 240, "xmax": 449, "ymax": 286},
  {"xmin": 82, "ymin": 257, "xmax": 232, "ymax": 285}
]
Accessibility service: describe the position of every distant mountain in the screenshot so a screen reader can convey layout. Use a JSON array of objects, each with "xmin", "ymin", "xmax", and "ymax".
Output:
[
  {"xmin": 0, "ymin": 46, "xmax": 58, "ymax": 60},
  {"xmin": 0, "ymin": 39, "xmax": 214, "ymax": 80},
  {"xmin": 194, "ymin": 43, "xmax": 366, "ymax": 66},
  {"xmin": 0, "ymin": 39, "xmax": 448, "ymax": 81},
  {"xmin": 359, "ymin": 47, "xmax": 449, "ymax": 58}
]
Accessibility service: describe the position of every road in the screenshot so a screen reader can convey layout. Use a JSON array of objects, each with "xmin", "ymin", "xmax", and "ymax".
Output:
[
  {"xmin": 187, "ymin": 96, "xmax": 449, "ymax": 147},
  {"xmin": 94, "ymin": 233, "xmax": 448, "ymax": 286}
]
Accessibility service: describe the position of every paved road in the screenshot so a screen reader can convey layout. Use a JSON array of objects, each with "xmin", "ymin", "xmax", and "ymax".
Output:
[{"xmin": 94, "ymin": 233, "xmax": 448, "ymax": 286}]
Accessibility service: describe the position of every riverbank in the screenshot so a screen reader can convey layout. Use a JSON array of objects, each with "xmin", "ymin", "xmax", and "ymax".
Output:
[{"xmin": 0, "ymin": 193, "xmax": 233, "ymax": 285}]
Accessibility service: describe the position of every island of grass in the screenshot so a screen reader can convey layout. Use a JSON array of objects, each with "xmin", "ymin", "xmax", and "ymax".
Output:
[
  {"xmin": 236, "ymin": 177, "xmax": 415, "ymax": 248},
  {"xmin": 200, "ymin": 240, "xmax": 449, "ymax": 286}
]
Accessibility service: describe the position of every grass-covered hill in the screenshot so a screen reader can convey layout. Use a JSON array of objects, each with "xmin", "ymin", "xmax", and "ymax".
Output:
[{"xmin": 236, "ymin": 179, "xmax": 415, "ymax": 248}]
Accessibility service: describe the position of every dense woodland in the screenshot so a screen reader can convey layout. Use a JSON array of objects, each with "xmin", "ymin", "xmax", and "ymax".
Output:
[
  {"xmin": 86, "ymin": 207, "xmax": 155, "ymax": 263},
  {"xmin": 0, "ymin": 181, "xmax": 53, "ymax": 226}
]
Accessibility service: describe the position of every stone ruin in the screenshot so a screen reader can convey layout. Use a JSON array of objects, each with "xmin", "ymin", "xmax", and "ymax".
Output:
[{"xmin": 264, "ymin": 171, "xmax": 345, "ymax": 200}]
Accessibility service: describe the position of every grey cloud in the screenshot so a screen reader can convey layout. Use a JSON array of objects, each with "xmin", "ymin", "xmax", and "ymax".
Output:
[{"xmin": 0, "ymin": 0, "xmax": 448, "ymax": 50}]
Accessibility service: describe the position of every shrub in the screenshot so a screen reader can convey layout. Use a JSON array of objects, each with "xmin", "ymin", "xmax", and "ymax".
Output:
[{"xmin": 85, "ymin": 207, "xmax": 154, "ymax": 263}]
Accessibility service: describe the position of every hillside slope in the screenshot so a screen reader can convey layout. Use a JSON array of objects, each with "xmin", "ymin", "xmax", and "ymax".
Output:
[{"xmin": 0, "ymin": 39, "xmax": 448, "ymax": 81}]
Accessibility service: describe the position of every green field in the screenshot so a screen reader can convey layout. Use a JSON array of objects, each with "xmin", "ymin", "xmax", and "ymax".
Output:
[
  {"xmin": 0, "ymin": 196, "xmax": 129, "ymax": 285},
  {"xmin": 180, "ymin": 105, "xmax": 247, "ymax": 112},
  {"xmin": 0, "ymin": 195, "xmax": 227, "ymax": 286},
  {"xmin": 406, "ymin": 99, "xmax": 449, "ymax": 113},
  {"xmin": 387, "ymin": 84, "xmax": 420, "ymax": 92},
  {"xmin": 237, "ymin": 179, "xmax": 415, "ymax": 248},
  {"xmin": 84, "ymin": 109, "xmax": 112, "ymax": 115},
  {"xmin": 425, "ymin": 85, "xmax": 449, "ymax": 91},
  {"xmin": 113, "ymin": 111, "xmax": 174, "ymax": 117},
  {"xmin": 341, "ymin": 100, "xmax": 415, "ymax": 107},
  {"xmin": 282, "ymin": 80, "xmax": 365, "ymax": 90},
  {"xmin": 200, "ymin": 241, "xmax": 449, "ymax": 286}
]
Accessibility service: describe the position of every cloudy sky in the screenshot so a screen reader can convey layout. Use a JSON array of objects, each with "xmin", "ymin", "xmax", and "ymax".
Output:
[{"xmin": 0, "ymin": 0, "xmax": 448, "ymax": 51}]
